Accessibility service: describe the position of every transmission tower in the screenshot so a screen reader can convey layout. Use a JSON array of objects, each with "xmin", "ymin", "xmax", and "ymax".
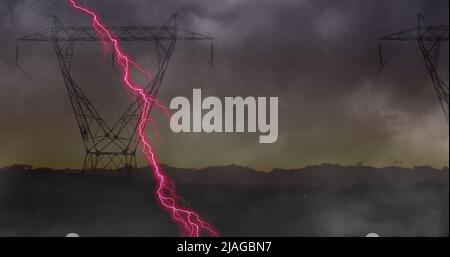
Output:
[
  {"xmin": 378, "ymin": 13, "xmax": 449, "ymax": 124},
  {"xmin": 17, "ymin": 15, "xmax": 213, "ymax": 174}
]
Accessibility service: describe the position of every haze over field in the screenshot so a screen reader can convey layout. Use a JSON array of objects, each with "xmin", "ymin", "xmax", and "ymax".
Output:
[{"xmin": 0, "ymin": 164, "xmax": 448, "ymax": 236}]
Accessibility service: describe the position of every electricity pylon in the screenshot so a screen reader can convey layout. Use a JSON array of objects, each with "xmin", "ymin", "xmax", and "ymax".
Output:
[
  {"xmin": 379, "ymin": 13, "xmax": 449, "ymax": 124},
  {"xmin": 17, "ymin": 15, "xmax": 213, "ymax": 174}
]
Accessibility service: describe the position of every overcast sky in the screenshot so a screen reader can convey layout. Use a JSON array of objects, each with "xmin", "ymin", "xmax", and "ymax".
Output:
[{"xmin": 0, "ymin": 0, "xmax": 448, "ymax": 170}]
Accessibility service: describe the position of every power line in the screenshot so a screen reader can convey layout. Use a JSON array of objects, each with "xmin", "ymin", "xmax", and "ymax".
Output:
[
  {"xmin": 23, "ymin": 0, "xmax": 54, "ymax": 17},
  {"xmin": 166, "ymin": 0, "xmax": 222, "ymax": 88},
  {"xmin": 378, "ymin": 42, "xmax": 404, "ymax": 73},
  {"xmin": 0, "ymin": 55, "xmax": 16, "ymax": 66},
  {"xmin": 1, "ymin": 54, "xmax": 65, "ymax": 105},
  {"xmin": 345, "ymin": 41, "xmax": 406, "ymax": 165}
]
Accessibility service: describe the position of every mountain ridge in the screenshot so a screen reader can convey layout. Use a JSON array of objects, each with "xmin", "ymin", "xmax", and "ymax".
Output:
[{"xmin": 1, "ymin": 163, "xmax": 448, "ymax": 187}]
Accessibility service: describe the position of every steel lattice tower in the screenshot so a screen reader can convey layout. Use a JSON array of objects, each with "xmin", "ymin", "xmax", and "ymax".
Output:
[
  {"xmin": 379, "ymin": 14, "xmax": 449, "ymax": 124},
  {"xmin": 17, "ymin": 15, "xmax": 213, "ymax": 174}
]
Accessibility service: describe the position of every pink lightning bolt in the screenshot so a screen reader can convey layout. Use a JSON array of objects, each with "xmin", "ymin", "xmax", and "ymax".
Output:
[{"xmin": 68, "ymin": 0, "xmax": 219, "ymax": 237}]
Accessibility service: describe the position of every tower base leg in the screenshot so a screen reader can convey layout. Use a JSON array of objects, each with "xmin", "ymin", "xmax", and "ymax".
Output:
[{"xmin": 82, "ymin": 152, "xmax": 139, "ymax": 178}]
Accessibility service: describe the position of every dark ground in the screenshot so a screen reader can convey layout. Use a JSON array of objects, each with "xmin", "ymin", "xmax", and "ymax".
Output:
[{"xmin": 0, "ymin": 164, "xmax": 448, "ymax": 237}]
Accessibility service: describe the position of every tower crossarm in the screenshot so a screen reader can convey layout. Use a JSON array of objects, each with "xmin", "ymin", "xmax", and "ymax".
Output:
[
  {"xmin": 378, "ymin": 25, "xmax": 449, "ymax": 42},
  {"xmin": 17, "ymin": 26, "xmax": 213, "ymax": 42}
]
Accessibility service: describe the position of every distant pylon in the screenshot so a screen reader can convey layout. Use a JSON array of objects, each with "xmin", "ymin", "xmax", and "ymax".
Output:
[{"xmin": 379, "ymin": 13, "xmax": 449, "ymax": 124}]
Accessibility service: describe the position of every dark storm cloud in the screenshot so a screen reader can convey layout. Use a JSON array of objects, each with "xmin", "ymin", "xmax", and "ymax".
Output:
[{"xmin": 0, "ymin": 0, "xmax": 448, "ymax": 170}]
